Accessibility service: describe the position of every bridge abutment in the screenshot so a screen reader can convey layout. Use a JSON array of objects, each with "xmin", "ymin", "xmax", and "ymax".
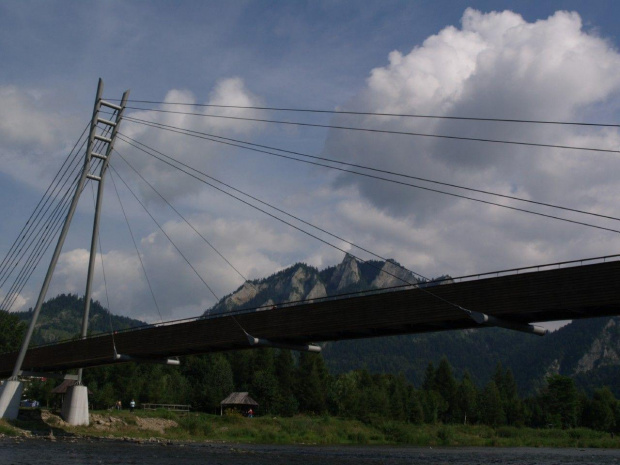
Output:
[
  {"xmin": 61, "ymin": 384, "xmax": 89, "ymax": 426},
  {"xmin": 0, "ymin": 380, "xmax": 23, "ymax": 420}
]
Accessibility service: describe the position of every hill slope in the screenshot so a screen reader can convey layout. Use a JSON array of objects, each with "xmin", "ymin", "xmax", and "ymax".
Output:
[{"xmin": 13, "ymin": 294, "xmax": 145, "ymax": 346}]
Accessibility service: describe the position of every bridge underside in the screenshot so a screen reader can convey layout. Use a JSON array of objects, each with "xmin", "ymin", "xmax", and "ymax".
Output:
[{"xmin": 1, "ymin": 260, "xmax": 619, "ymax": 378}]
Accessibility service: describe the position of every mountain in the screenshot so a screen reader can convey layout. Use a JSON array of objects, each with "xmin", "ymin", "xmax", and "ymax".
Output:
[
  {"xmin": 321, "ymin": 315, "xmax": 620, "ymax": 396},
  {"xmin": 13, "ymin": 294, "xmax": 146, "ymax": 346},
  {"xmin": 205, "ymin": 255, "xmax": 426, "ymax": 315},
  {"xmin": 203, "ymin": 255, "xmax": 620, "ymax": 397}
]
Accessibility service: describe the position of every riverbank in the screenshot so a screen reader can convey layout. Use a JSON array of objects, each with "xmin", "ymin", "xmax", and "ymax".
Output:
[{"xmin": 1, "ymin": 408, "xmax": 619, "ymax": 448}]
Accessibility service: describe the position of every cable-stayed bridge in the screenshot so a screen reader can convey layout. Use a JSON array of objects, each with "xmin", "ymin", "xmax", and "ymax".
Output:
[{"xmin": 2, "ymin": 79, "xmax": 620, "ymax": 424}]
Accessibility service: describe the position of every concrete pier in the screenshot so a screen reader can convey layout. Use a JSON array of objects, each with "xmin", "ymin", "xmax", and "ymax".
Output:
[
  {"xmin": 61, "ymin": 384, "xmax": 89, "ymax": 426},
  {"xmin": 0, "ymin": 380, "xmax": 23, "ymax": 420}
]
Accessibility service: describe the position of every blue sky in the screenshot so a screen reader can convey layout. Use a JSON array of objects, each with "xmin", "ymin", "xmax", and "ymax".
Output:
[{"xmin": 1, "ymin": 0, "xmax": 620, "ymax": 321}]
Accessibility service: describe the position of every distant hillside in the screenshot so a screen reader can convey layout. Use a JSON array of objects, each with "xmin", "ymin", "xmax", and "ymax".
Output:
[
  {"xmin": 13, "ymin": 294, "xmax": 146, "ymax": 346},
  {"xmin": 321, "ymin": 316, "xmax": 620, "ymax": 397}
]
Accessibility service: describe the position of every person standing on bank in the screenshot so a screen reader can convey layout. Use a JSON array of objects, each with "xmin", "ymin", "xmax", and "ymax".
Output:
[{"xmin": 130, "ymin": 399, "xmax": 136, "ymax": 412}]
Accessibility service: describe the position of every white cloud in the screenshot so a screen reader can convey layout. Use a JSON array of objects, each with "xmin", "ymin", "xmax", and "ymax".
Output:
[
  {"xmin": 324, "ymin": 9, "xmax": 620, "ymax": 275},
  {"xmin": 118, "ymin": 77, "xmax": 266, "ymax": 205},
  {"xmin": 0, "ymin": 86, "xmax": 82, "ymax": 189}
]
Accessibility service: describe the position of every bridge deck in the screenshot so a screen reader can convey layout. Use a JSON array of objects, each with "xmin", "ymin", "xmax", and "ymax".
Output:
[{"xmin": 1, "ymin": 260, "xmax": 619, "ymax": 378}]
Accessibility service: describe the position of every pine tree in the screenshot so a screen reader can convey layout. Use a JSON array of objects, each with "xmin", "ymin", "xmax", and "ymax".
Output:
[
  {"xmin": 583, "ymin": 387, "xmax": 618, "ymax": 432},
  {"xmin": 422, "ymin": 362, "xmax": 436, "ymax": 391},
  {"xmin": 434, "ymin": 357, "xmax": 457, "ymax": 422},
  {"xmin": 455, "ymin": 371, "xmax": 478, "ymax": 425},
  {"xmin": 480, "ymin": 381, "xmax": 505, "ymax": 427},
  {"xmin": 544, "ymin": 375, "xmax": 578, "ymax": 429},
  {"xmin": 294, "ymin": 352, "xmax": 328, "ymax": 414}
]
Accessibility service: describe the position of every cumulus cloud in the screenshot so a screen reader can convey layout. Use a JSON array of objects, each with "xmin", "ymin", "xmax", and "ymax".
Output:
[
  {"xmin": 0, "ymin": 86, "xmax": 82, "ymax": 188},
  {"xmin": 119, "ymin": 77, "xmax": 266, "ymax": 205},
  {"xmin": 324, "ymin": 9, "xmax": 620, "ymax": 275}
]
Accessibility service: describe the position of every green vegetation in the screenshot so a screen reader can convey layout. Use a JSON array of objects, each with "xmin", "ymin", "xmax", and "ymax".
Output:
[
  {"xmin": 0, "ymin": 419, "xmax": 20, "ymax": 436},
  {"xmin": 12, "ymin": 294, "xmax": 144, "ymax": 345},
  {"xmin": 0, "ymin": 308, "xmax": 25, "ymax": 354},
  {"xmin": 34, "ymin": 410, "xmax": 620, "ymax": 447}
]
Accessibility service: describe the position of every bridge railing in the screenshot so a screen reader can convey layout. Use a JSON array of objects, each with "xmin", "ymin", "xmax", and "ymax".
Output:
[{"xmin": 450, "ymin": 254, "xmax": 620, "ymax": 284}]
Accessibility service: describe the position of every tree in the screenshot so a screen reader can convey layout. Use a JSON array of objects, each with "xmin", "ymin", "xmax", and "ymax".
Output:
[
  {"xmin": 434, "ymin": 357, "xmax": 457, "ymax": 422},
  {"xmin": 455, "ymin": 371, "xmax": 478, "ymax": 425},
  {"xmin": 480, "ymin": 381, "xmax": 505, "ymax": 427},
  {"xmin": 0, "ymin": 310, "xmax": 25, "ymax": 353},
  {"xmin": 544, "ymin": 375, "xmax": 578, "ymax": 429},
  {"xmin": 422, "ymin": 362, "xmax": 436, "ymax": 391},
  {"xmin": 583, "ymin": 387, "xmax": 618, "ymax": 432},
  {"xmin": 294, "ymin": 352, "xmax": 328, "ymax": 414},
  {"xmin": 407, "ymin": 386, "xmax": 425, "ymax": 424}
]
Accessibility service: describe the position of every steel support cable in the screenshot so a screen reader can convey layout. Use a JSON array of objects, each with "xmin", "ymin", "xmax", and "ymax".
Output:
[
  {"xmin": 12, "ymin": 117, "xmax": 117, "ymax": 312},
  {"xmin": 118, "ymin": 125, "xmax": 620, "ymax": 236},
  {"xmin": 0, "ymin": 171, "xmax": 82, "ymax": 310},
  {"xmin": 0, "ymin": 134, "xmax": 109, "ymax": 304},
  {"xmin": 119, "ymin": 99, "xmax": 620, "ymax": 129},
  {"xmin": 112, "ymin": 150, "xmax": 255, "ymax": 290},
  {"xmin": 1, "ymin": 115, "xmax": 114, "ymax": 311},
  {"xmin": 2, "ymin": 164, "xmax": 108, "ymax": 311},
  {"xmin": 0, "ymin": 121, "xmax": 90, "ymax": 276},
  {"xmin": 1, "ymin": 196, "xmax": 72, "ymax": 311},
  {"xmin": 0, "ymin": 156, "xmax": 107, "ymax": 310},
  {"xmin": 123, "ymin": 117, "xmax": 620, "ymax": 224},
  {"xmin": 0, "ymin": 131, "xmax": 88, "ymax": 283},
  {"xmin": 0, "ymin": 149, "xmax": 86, "ymax": 286},
  {"xmin": 114, "ymin": 142, "xmax": 476, "ymax": 317},
  {"xmin": 123, "ymin": 107, "xmax": 620, "ymax": 154},
  {"xmin": 108, "ymin": 164, "xmax": 220, "ymax": 302},
  {"xmin": 115, "ymin": 139, "xmax": 435, "ymax": 285},
  {"xmin": 108, "ymin": 170, "xmax": 165, "ymax": 324},
  {"xmin": 0, "ymin": 163, "xmax": 82, "ymax": 296},
  {"xmin": 0, "ymin": 121, "xmax": 109, "ymax": 289},
  {"xmin": 109, "ymin": 137, "xmax": 607, "ymax": 332}
]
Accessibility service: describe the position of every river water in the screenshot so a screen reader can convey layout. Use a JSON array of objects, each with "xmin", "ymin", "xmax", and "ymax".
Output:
[{"xmin": 1, "ymin": 438, "xmax": 620, "ymax": 465}]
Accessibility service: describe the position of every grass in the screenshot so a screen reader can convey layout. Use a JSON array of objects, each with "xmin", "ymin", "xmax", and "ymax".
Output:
[
  {"xmin": 12, "ymin": 408, "xmax": 620, "ymax": 448},
  {"xmin": 0, "ymin": 419, "xmax": 19, "ymax": 436}
]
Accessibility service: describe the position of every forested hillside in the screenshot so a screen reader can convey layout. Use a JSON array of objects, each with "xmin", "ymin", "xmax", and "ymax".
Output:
[
  {"xmin": 12, "ymin": 294, "xmax": 145, "ymax": 345},
  {"xmin": 322, "ymin": 316, "xmax": 620, "ymax": 397}
]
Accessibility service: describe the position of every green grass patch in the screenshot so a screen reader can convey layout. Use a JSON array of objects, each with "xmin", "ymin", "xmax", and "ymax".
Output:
[
  {"xmin": 0, "ymin": 419, "xmax": 19, "ymax": 436},
  {"xmin": 31, "ymin": 410, "xmax": 620, "ymax": 448}
]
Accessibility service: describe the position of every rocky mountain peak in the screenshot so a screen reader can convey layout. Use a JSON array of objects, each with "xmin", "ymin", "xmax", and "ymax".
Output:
[
  {"xmin": 371, "ymin": 259, "xmax": 419, "ymax": 289},
  {"xmin": 330, "ymin": 254, "xmax": 362, "ymax": 291},
  {"xmin": 573, "ymin": 318, "xmax": 620, "ymax": 374}
]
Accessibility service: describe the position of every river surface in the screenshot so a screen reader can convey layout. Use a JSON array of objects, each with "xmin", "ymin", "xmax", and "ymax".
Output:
[{"xmin": 1, "ymin": 438, "xmax": 620, "ymax": 465}]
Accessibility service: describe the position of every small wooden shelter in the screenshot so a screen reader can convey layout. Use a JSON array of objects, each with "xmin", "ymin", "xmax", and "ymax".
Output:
[{"xmin": 220, "ymin": 392, "xmax": 258, "ymax": 416}]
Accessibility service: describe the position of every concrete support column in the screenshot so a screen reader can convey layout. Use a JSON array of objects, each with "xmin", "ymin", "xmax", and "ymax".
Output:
[
  {"xmin": 0, "ymin": 380, "xmax": 23, "ymax": 420},
  {"xmin": 61, "ymin": 384, "xmax": 89, "ymax": 426}
]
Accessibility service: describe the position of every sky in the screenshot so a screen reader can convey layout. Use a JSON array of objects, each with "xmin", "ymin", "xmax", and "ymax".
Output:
[{"xmin": 1, "ymin": 0, "xmax": 620, "ymax": 323}]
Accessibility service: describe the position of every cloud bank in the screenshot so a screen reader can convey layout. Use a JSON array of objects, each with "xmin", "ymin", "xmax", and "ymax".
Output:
[{"xmin": 324, "ymin": 8, "xmax": 620, "ymax": 275}]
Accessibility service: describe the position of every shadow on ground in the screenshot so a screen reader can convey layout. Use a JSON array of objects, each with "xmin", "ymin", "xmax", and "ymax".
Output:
[{"xmin": 12, "ymin": 408, "xmax": 74, "ymax": 438}]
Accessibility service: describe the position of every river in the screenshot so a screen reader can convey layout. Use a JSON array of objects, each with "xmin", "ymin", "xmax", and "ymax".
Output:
[{"xmin": 1, "ymin": 438, "xmax": 620, "ymax": 464}]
